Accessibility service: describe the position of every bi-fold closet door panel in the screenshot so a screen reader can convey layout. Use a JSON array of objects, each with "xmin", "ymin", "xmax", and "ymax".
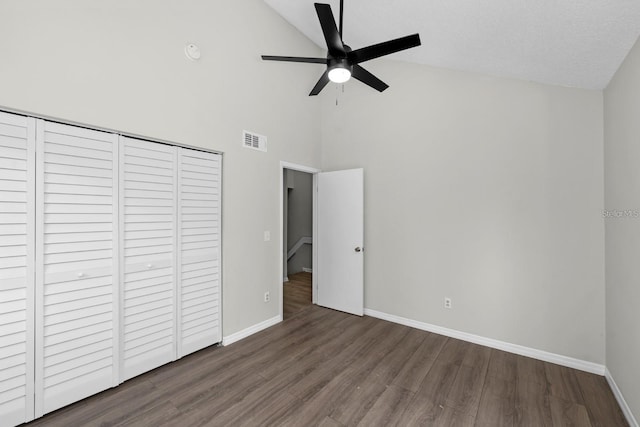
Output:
[
  {"xmin": 0, "ymin": 112, "xmax": 35, "ymax": 427},
  {"xmin": 121, "ymin": 143, "xmax": 222, "ymax": 365},
  {"xmin": 120, "ymin": 137, "xmax": 176, "ymax": 381},
  {"xmin": 34, "ymin": 120, "xmax": 119, "ymax": 417},
  {"xmin": 177, "ymin": 149, "xmax": 221, "ymax": 356}
]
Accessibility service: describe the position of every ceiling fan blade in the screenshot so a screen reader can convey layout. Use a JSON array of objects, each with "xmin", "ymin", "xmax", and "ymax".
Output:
[
  {"xmin": 348, "ymin": 33, "xmax": 421, "ymax": 64},
  {"xmin": 315, "ymin": 3, "xmax": 346, "ymax": 58},
  {"xmin": 352, "ymin": 65, "xmax": 389, "ymax": 92},
  {"xmin": 309, "ymin": 70, "xmax": 331, "ymax": 96},
  {"xmin": 261, "ymin": 55, "xmax": 327, "ymax": 64}
]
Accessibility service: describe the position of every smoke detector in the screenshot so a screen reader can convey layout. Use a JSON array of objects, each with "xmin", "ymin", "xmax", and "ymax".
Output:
[{"xmin": 185, "ymin": 43, "xmax": 201, "ymax": 61}]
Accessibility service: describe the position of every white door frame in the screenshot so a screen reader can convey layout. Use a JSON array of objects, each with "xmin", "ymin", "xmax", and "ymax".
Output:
[{"xmin": 279, "ymin": 161, "xmax": 321, "ymax": 320}]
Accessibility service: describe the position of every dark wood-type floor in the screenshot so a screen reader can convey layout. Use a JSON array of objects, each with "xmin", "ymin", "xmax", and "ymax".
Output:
[
  {"xmin": 23, "ymin": 305, "xmax": 627, "ymax": 427},
  {"xmin": 283, "ymin": 271, "xmax": 312, "ymax": 319}
]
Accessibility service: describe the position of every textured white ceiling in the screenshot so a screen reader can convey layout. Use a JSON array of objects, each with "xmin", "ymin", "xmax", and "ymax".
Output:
[{"xmin": 263, "ymin": 0, "xmax": 640, "ymax": 89}]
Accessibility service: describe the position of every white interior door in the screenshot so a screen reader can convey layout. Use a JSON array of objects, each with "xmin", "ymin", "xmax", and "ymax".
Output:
[
  {"xmin": 0, "ymin": 112, "xmax": 35, "ymax": 426},
  {"xmin": 316, "ymin": 168, "xmax": 364, "ymax": 316}
]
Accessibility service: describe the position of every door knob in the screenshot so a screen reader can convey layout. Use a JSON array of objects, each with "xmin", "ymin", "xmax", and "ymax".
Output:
[{"xmin": 355, "ymin": 247, "xmax": 362, "ymax": 252}]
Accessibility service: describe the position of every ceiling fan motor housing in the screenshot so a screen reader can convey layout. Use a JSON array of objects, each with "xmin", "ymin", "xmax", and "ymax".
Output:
[{"xmin": 328, "ymin": 57, "xmax": 353, "ymax": 74}]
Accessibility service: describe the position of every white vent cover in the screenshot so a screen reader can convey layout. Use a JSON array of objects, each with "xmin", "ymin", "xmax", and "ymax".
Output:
[{"xmin": 242, "ymin": 130, "xmax": 267, "ymax": 152}]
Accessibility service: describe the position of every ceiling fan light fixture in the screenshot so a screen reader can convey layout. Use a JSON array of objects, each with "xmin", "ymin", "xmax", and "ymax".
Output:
[
  {"xmin": 328, "ymin": 65, "xmax": 352, "ymax": 83},
  {"xmin": 328, "ymin": 57, "xmax": 353, "ymax": 84}
]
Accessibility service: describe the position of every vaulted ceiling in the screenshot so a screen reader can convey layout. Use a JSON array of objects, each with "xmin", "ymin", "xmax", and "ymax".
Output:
[{"xmin": 264, "ymin": 0, "xmax": 640, "ymax": 89}]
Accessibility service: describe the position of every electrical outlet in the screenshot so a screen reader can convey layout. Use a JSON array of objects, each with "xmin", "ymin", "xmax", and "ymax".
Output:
[
  {"xmin": 264, "ymin": 231, "xmax": 271, "ymax": 241},
  {"xmin": 444, "ymin": 297, "xmax": 452, "ymax": 309},
  {"xmin": 264, "ymin": 291, "xmax": 270, "ymax": 303}
]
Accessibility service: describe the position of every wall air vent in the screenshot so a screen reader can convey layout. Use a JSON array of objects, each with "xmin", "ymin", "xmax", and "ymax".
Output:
[{"xmin": 242, "ymin": 130, "xmax": 267, "ymax": 152}]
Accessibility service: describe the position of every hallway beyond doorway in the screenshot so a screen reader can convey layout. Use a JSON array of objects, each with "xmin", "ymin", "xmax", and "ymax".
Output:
[{"xmin": 284, "ymin": 272, "xmax": 312, "ymax": 319}]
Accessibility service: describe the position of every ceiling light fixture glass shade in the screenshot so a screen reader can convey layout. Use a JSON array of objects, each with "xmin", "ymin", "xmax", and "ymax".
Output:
[{"xmin": 328, "ymin": 66, "xmax": 352, "ymax": 83}]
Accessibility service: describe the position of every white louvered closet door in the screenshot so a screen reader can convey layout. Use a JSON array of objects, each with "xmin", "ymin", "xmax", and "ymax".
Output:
[
  {"xmin": 120, "ymin": 137, "xmax": 176, "ymax": 381},
  {"xmin": 35, "ymin": 121, "xmax": 119, "ymax": 417},
  {"xmin": 177, "ymin": 148, "xmax": 221, "ymax": 357},
  {"xmin": 0, "ymin": 112, "xmax": 35, "ymax": 427}
]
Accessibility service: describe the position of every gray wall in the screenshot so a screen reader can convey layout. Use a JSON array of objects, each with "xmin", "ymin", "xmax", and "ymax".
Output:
[
  {"xmin": 320, "ymin": 60, "xmax": 605, "ymax": 364},
  {"xmin": 0, "ymin": 0, "xmax": 323, "ymax": 336},
  {"xmin": 287, "ymin": 170, "xmax": 313, "ymax": 274},
  {"xmin": 604, "ymin": 35, "xmax": 640, "ymax": 420}
]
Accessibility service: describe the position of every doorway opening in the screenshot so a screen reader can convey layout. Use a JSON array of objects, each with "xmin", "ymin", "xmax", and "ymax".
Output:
[
  {"xmin": 283, "ymin": 168, "xmax": 314, "ymax": 319},
  {"xmin": 279, "ymin": 162, "xmax": 363, "ymax": 320}
]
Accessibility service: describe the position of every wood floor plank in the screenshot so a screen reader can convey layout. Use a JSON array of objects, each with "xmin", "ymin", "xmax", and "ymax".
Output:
[
  {"xmin": 111, "ymin": 399, "xmax": 182, "ymax": 427},
  {"xmin": 228, "ymin": 305, "xmax": 332, "ymax": 358},
  {"xmin": 432, "ymin": 405, "xmax": 476, "ymax": 427},
  {"xmin": 26, "ymin": 378, "xmax": 162, "ymax": 427},
  {"xmin": 22, "ymin": 306, "xmax": 628, "ymax": 427},
  {"xmin": 395, "ymin": 359, "xmax": 462, "ymax": 425},
  {"xmin": 549, "ymin": 395, "xmax": 593, "ymax": 427},
  {"xmin": 514, "ymin": 378, "xmax": 553, "ymax": 427},
  {"xmin": 398, "ymin": 394, "xmax": 476, "ymax": 426},
  {"xmin": 445, "ymin": 364, "xmax": 488, "ymax": 417},
  {"xmin": 395, "ymin": 395, "xmax": 445, "ymax": 426},
  {"xmin": 221, "ymin": 390, "xmax": 302, "ymax": 427},
  {"xmin": 545, "ymin": 362, "xmax": 586, "ymax": 405},
  {"xmin": 516, "ymin": 354, "xmax": 548, "ymax": 386},
  {"xmin": 208, "ymin": 363, "xmax": 315, "ymax": 426},
  {"xmin": 462, "ymin": 342, "xmax": 492, "ymax": 370},
  {"xmin": 474, "ymin": 375, "xmax": 516, "ymax": 427},
  {"xmin": 257, "ymin": 309, "xmax": 357, "ymax": 380},
  {"xmin": 156, "ymin": 352, "xmax": 266, "ymax": 409},
  {"xmin": 319, "ymin": 315, "xmax": 379, "ymax": 357},
  {"xmin": 367, "ymin": 327, "xmax": 427, "ymax": 385},
  {"xmin": 285, "ymin": 321, "xmax": 391, "ymax": 400},
  {"xmin": 574, "ymin": 370, "xmax": 629, "ymax": 427},
  {"xmin": 169, "ymin": 371, "xmax": 268, "ymax": 420},
  {"xmin": 487, "ymin": 348, "xmax": 519, "ymax": 383},
  {"xmin": 438, "ymin": 337, "xmax": 470, "ymax": 366},
  {"xmin": 317, "ymin": 416, "xmax": 343, "ymax": 427},
  {"xmin": 287, "ymin": 320, "xmax": 411, "ymax": 401},
  {"xmin": 416, "ymin": 359, "xmax": 461, "ymax": 402},
  {"xmin": 282, "ymin": 369, "xmax": 364, "ymax": 425},
  {"xmin": 328, "ymin": 374, "xmax": 389, "ymax": 425},
  {"xmin": 443, "ymin": 341, "xmax": 491, "ymax": 418},
  {"xmin": 391, "ymin": 331, "xmax": 447, "ymax": 392},
  {"xmin": 355, "ymin": 385, "xmax": 414, "ymax": 427}
]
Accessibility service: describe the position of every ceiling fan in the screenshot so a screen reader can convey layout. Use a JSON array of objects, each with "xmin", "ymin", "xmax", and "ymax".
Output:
[{"xmin": 262, "ymin": 1, "xmax": 421, "ymax": 96}]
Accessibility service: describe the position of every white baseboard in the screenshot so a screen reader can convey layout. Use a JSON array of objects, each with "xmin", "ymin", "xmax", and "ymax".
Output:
[
  {"xmin": 363, "ymin": 308, "xmax": 605, "ymax": 375},
  {"xmin": 283, "ymin": 276, "xmax": 289, "ymax": 282},
  {"xmin": 222, "ymin": 315, "xmax": 282, "ymax": 346},
  {"xmin": 606, "ymin": 368, "xmax": 639, "ymax": 427},
  {"xmin": 302, "ymin": 267, "xmax": 313, "ymax": 273}
]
